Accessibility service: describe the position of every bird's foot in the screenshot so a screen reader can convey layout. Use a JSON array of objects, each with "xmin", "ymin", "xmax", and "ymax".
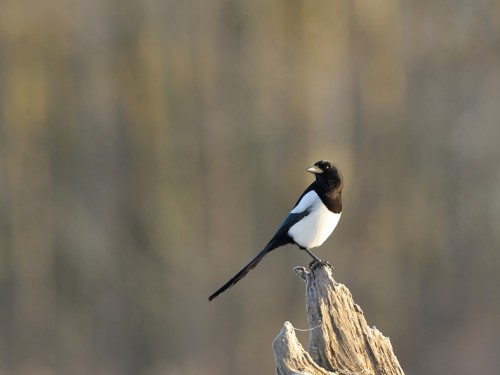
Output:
[
  {"xmin": 301, "ymin": 247, "xmax": 333, "ymax": 270},
  {"xmin": 309, "ymin": 259, "xmax": 332, "ymax": 271}
]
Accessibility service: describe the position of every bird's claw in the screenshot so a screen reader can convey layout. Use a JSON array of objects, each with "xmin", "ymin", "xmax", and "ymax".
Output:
[{"xmin": 309, "ymin": 259, "xmax": 332, "ymax": 271}]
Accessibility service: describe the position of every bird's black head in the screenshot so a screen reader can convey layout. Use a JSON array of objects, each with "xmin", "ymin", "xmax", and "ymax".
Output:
[{"xmin": 307, "ymin": 160, "xmax": 343, "ymax": 190}]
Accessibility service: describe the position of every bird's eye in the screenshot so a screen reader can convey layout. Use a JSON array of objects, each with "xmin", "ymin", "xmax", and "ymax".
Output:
[{"xmin": 324, "ymin": 165, "xmax": 330, "ymax": 170}]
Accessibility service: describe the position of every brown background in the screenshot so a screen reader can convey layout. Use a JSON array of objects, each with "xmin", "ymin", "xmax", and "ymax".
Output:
[{"xmin": 1, "ymin": 1, "xmax": 500, "ymax": 374}]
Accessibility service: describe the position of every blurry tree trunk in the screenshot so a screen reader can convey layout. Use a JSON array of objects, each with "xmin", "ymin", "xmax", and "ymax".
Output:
[{"xmin": 273, "ymin": 263, "xmax": 404, "ymax": 375}]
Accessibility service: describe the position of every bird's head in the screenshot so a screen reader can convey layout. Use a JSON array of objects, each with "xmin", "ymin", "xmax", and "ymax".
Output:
[{"xmin": 307, "ymin": 160, "xmax": 343, "ymax": 189}]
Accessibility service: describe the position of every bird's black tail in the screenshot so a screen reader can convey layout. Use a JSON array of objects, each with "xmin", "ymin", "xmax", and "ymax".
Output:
[{"xmin": 208, "ymin": 242, "xmax": 277, "ymax": 301}]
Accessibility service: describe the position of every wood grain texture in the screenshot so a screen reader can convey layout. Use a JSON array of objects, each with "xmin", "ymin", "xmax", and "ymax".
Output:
[{"xmin": 273, "ymin": 263, "xmax": 404, "ymax": 375}]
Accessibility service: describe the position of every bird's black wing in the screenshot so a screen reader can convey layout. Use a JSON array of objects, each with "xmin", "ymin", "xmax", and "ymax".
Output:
[{"xmin": 269, "ymin": 208, "xmax": 312, "ymax": 247}]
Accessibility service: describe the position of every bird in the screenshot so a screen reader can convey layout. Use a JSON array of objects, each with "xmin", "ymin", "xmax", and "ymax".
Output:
[{"xmin": 208, "ymin": 160, "xmax": 343, "ymax": 301}]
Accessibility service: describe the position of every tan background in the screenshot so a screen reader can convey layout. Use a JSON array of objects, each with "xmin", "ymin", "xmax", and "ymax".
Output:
[{"xmin": 1, "ymin": 1, "xmax": 500, "ymax": 374}]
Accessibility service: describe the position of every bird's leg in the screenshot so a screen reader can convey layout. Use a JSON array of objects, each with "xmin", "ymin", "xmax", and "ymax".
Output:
[
  {"xmin": 301, "ymin": 247, "xmax": 332, "ymax": 270},
  {"xmin": 302, "ymin": 247, "xmax": 322, "ymax": 262}
]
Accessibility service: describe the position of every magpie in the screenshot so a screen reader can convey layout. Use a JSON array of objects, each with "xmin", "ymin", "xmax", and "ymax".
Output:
[{"xmin": 208, "ymin": 160, "xmax": 343, "ymax": 301}]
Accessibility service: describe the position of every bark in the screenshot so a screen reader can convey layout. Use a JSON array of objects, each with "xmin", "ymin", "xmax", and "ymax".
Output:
[{"xmin": 273, "ymin": 263, "xmax": 404, "ymax": 375}]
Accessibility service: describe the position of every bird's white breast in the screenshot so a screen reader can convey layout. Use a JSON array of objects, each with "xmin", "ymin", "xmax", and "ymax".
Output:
[{"xmin": 288, "ymin": 191, "xmax": 341, "ymax": 249}]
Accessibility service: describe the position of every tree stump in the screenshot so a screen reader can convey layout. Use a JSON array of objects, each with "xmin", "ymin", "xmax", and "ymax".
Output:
[{"xmin": 272, "ymin": 263, "xmax": 404, "ymax": 375}]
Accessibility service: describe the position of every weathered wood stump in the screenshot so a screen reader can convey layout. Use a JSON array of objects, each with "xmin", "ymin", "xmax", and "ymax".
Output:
[{"xmin": 273, "ymin": 263, "xmax": 404, "ymax": 375}]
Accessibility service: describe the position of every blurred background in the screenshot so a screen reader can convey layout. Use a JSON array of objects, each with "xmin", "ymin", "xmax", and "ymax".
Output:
[{"xmin": 1, "ymin": 0, "xmax": 500, "ymax": 374}]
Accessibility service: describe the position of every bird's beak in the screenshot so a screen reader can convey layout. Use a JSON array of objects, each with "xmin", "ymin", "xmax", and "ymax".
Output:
[{"xmin": 307, "ymin": 165, "xmax": 322, "ymax": 174}]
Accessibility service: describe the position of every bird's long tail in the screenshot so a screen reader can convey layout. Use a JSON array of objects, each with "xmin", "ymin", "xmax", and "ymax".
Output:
[{"xmin": 208, "ymin": 242, "xmax": 276, "ymax": 301}]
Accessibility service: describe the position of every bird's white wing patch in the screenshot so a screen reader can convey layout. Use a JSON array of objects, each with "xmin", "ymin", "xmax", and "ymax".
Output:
[{"xmin": 290, "ymin": 190, "xmax": 319, "ymax": 214}]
